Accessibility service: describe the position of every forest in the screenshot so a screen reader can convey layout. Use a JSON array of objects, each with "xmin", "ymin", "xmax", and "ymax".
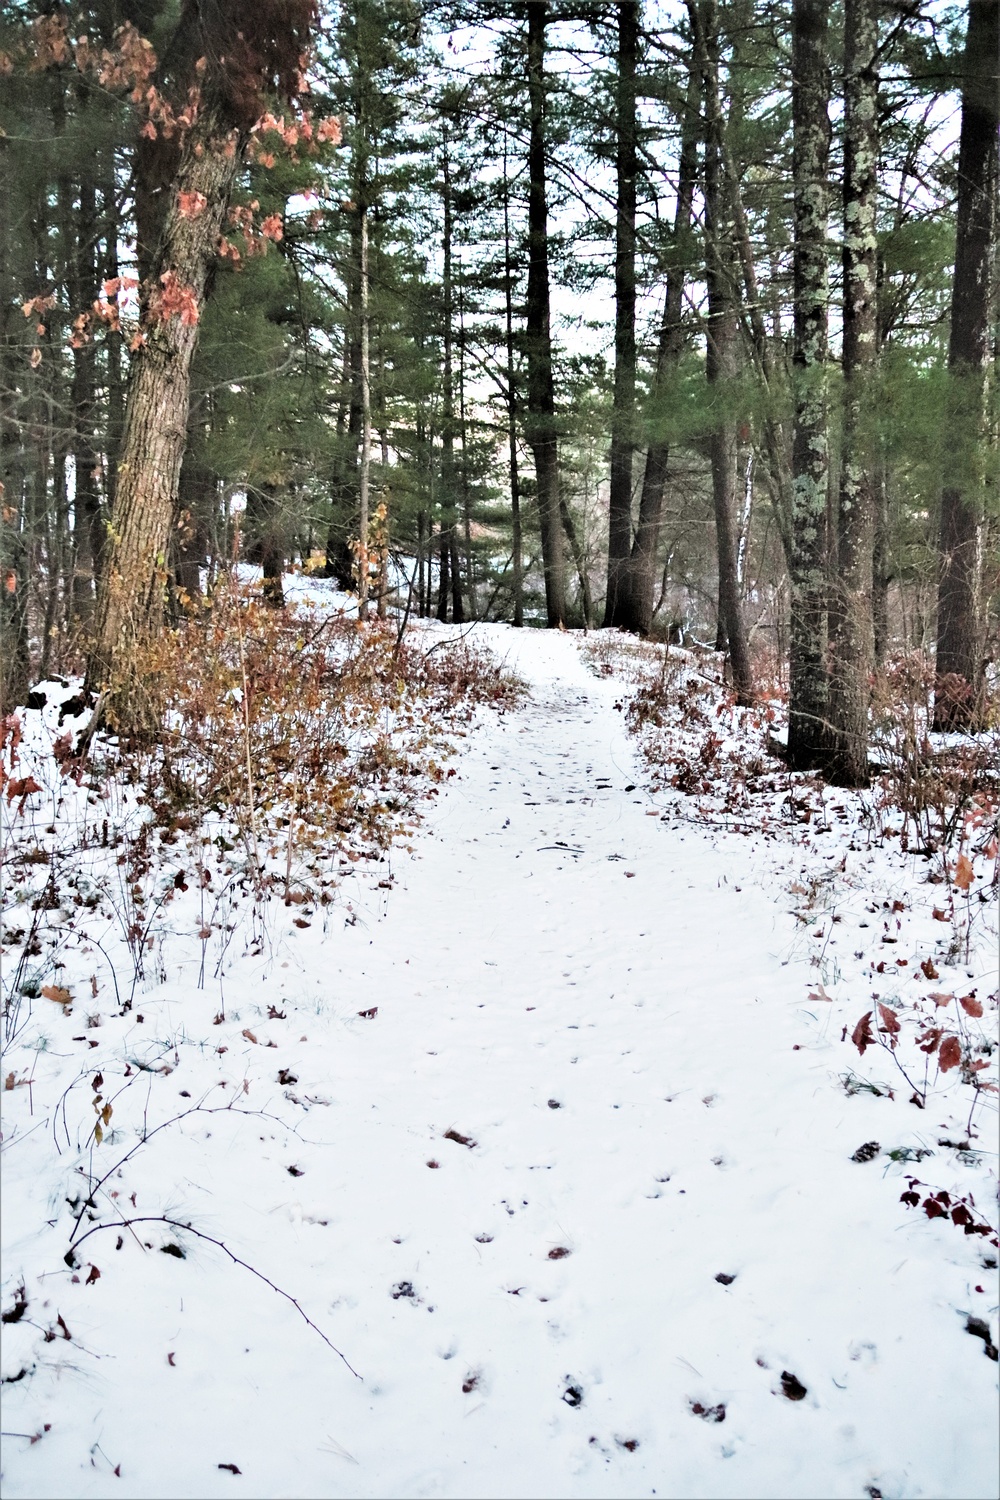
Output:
[
  {"xmin": 0, "ymin": 3, "xmax": 998, "ymax": 1499},
  {"xmin": 1, "ymin": 0, "xmax": 997, "ymax": 767}
]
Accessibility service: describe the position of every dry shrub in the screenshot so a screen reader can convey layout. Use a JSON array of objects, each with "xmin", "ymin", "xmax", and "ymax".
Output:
[
  {"xmin": 871, "ymin": 652, "xmax": 999, "ymax": 861},
  {"xmin": 97, "ymin": 583, "xmax": 523, "ymax": 895},
  {"xmin": 395, "ymin": 636, "xmax": 526, "ymax": 718}
]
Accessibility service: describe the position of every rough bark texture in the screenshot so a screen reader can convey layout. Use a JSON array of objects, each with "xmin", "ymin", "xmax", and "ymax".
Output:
[
  {"xmin": 701, "ymin": 0, "xmax": 753, "ymax": 705},
  {"xmin": 68, "ymin": 167, "xmax": 104, "ymax": 623},
  {"xmin": 933, "ymin": 0, "xmax": 999, "ymax": 729},
  {"xmin": 503, "ymin": 132, "xmax": 524, "ymax": 628},
  {"xmin": 604, "ymin": 0, "xmax": 639, "ymax": 628},
  {"xmin": 358, "ymin": 203, "xmax": 372, "ymax": 620},
  {"xmin": 525, "ymin": 0, "xmax": 566, "ymax": 628},
  {"xmin": 437, "ymin": 129, "xmax": 463, "ymax": 624},
  {"xmin": 618, "ymin": 45, "xmax": 699, "ymax": 636},
  {"xmin": 826, "ymin": 0, "xmax": 879, "ymax": 786},
  {"xmin": 87, "ymin": 109, "xmax": 242, "ymax": 694},
  {"xmin": 787, "ymin": 0, "xmax": 832, "ymax": 769}
]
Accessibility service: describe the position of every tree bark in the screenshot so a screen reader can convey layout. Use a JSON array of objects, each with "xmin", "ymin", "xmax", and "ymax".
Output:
[
  {"xmin": 787, "ymin": 0, "xmax": 832, "ymax": 769},
  {"xmin": 561, "ymin": 496, "xmax": 593, "ymax": 627},
  {"xmin": 619, "ymin": 40, "xmax": 700, "ymax": 637},
  {"xmin": 701, "ymin": 0, "xmax": 753, "ymax": 704},
  {"xmin": 68, "ymin": 167, "xmax": 104, "ymax": 624},
  {"xmin": 525, "ymin": 0, "xmax": 566, "ymax": 628},
  {"xmin": 86, "ymin": 105, "xmax": 243, "ymax": 695},
  {"xmin": 933, "ymin": 0, "xmax": 999, "ymax": 729},
  {"xmin": 502, "ymin": 127, "xmax": 524, "ymax": 628},
  {"xmin": 357, "ymin": 201, "xmax": 372, "ymax": 620},
  {"xmin": 604, "ymin": 0, "xmax": 639, "ymax": 628},
  {"xmin": 825, "ymin": 0, "xmax": 879, "ymax": 786}
]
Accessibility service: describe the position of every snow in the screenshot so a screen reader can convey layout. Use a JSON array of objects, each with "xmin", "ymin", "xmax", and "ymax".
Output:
[{"xmin": 2, "ymin": 619, "xmax": 997, "ymax": 1500}]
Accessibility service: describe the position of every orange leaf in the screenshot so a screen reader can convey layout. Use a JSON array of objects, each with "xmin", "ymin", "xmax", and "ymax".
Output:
[
  {"xmin": 41, "ymin": 984, "xmax": 72, "ymax": 1006},
  {"xmin": 952, "ymin": 853, "xmax": 974, "ymax": 891},
  {"xmin": 177, "ymin": 189, "xmax": 207, "ymax": 219}
]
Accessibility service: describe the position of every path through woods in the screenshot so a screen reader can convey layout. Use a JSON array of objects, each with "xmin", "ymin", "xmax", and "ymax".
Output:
[{"xmin": 3, "ymin": 624, "xmax": 996, "ymax": 1500}]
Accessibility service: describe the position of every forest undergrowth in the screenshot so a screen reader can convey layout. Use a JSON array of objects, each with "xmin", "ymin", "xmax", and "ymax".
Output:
[
  {"xmin": 584, "ymin": 631, "xmax": 1000, "ymax": 1301},
  {"xmin": 0, "ymin": 585, "xmax": 523, "ymax": 1354},
  {"xmin": 2, "ymin": 582, "xmax": 523, "ymax": 1024}
]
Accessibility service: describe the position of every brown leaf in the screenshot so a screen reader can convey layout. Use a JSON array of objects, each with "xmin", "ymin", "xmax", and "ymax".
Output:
[
  {"xmin": 241, "ymin": 1028, "xmax": 257, "ymax": 1044},
  {"xmin": 877, "ymin": 1003, "xmax": 901, "ymax": 1036},
  {"xmin": 938, "ymin": 1035, "xmax": 962, "ymax": 1072},
  {"xmin": 952, "ymin": 853, "xmax": 974, "ymax": 892},
  {"xmin": 851, "ymin": 1012, "xmax": 874, "ymax": 1055},
  {"xmin": 920, "ymin": 959, "xmax": 939, "ymax": 980},
  {"xmin": 928, "ymin": 992, "xmax": 955, "ymax": 1008},
  {"xmin": 85, "ymin": 1264, "xmax": 100, "ymax": 1285},
  {"xmin": 779, "ymin": 1371, "xmax": 808, "ymax": 1401},
  {"xmin": 41, "ymin": 984, "xmax": 72, "ymax": 1006},
  {"xmin": 959, "ymin": 994, "xmax": 983, "ymax": 1018},
  {"xmin": 932, "ymin": 907, "xmax": 948, "ymax": 921}
]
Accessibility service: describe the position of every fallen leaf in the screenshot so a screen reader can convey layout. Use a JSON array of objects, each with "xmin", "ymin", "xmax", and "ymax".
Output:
[
  {"xmin": 959, "ymin": 994, "xmax": 983, "ymax": 1018},
  {"xmin": 241, "ymin": 1028, "xmax": 258, "ymax": 1044},
  {"xmin": 938, "ymin": 1035, "xmax": 962, "ymax": 1072},
  {"xmin": 851, "ymin": 1011, "xmax": 874, "ymax": 1054},
  {"xmin": 41, "ymin": 984, "xmax": 72, "ymax": 1006},
  {"xmin": 779, "ymin": 1370, "xmax": 807, "ymax": 1401},
  {"xmin": 952, "ymin": 854, "xmax": 974, "ymax": 891}
]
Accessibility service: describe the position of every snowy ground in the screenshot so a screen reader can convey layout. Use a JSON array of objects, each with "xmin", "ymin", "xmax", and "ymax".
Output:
[{"xmin": 2, "ymin": 618, "xmax": 997, "ymax": 1500}]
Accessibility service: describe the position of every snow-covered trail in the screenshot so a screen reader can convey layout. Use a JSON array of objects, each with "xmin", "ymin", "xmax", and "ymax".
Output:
[{"xmin": 4, "ymin": 626, "xmax": 996, "ymax": 1500}]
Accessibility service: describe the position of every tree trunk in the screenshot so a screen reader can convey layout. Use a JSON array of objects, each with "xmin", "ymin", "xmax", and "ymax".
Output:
[
  {"xmin": 825, "ymin": 0, "xmax": 879, "ymax": 786},
  {"xmin": 561, "ymin": 497, "xmax": 593, "ymax": 627},
  {"xmin": 604, "ymin": 0, "xmax": 639, "ymax": 628},
  {"xmin": 503, "ymin": 129, "xmax": 524, "ymax": 628},
  {"xmin": 933, "ymin": 0, "xmax": 999, "ymax": 729},
  {"xmin": 525, "ymin": 0, "xmax": 566, "ymax": 628},
  {"xmin": 620, "ymin": 41, "xmax": 700, "ymax": 636},
  {"xmin": 68, "ymin": 167, "xmax": 103, "ymax": 624},
  {"xmin": 357, "ymin": 203, "xmax": 372, "ymax": 620},
  {"xmin": 701, "ymin": 0, "xmax": 753, "ymax": 704},
  {"xmin": 787, "ymin": 0, "xmax": 832, "ymax": 769},
  {"xmin": 245, "ymin": 483, "xmax": 285, "ymax": 607},
  {"xmin": 87, "ymin": 106, "xmax": 243, "ymax": 696},
  {"xmin": 438, "ymin": 124, "xmax": 459, "ymax": 623},
  {"xmin": 0, "ymin": 135, "xmax": 30, "ymax": 711}
]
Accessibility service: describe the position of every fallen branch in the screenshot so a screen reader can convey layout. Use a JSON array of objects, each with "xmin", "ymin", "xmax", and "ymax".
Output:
[{"xmin": 68, "ymin": 1215, "xmax": 362, "ymax": 1378}]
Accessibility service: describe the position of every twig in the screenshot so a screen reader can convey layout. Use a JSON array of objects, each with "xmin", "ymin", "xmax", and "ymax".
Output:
[{"xmin": 69, "ymin": 1216, "xmax": 361, "ymax": 1378}]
